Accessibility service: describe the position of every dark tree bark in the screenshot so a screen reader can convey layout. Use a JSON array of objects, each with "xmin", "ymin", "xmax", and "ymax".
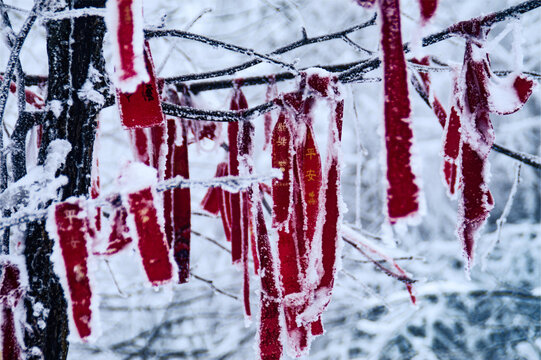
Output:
[{"xmin": 24, "ymin": 1, "xmax": 108, "ymax": 359}]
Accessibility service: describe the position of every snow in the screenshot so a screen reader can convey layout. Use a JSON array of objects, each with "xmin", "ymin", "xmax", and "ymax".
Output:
[{"xmin": 0, "ymin": 0, "xmax": 539, "ymax": 359}]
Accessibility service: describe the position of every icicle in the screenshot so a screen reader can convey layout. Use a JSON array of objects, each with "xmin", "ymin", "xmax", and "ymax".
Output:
[
  {"xmin": 0, "ymin": 259, "xmax": 25, "ymax": 359},
  {"xmin": 47, "ymin": 199, "xmax": 95, "ymax": 340},
  {"xmin": 106, "ymin": 0, "xmax": 148, "ymax": 93},
  {"xmin": 116, "ymin": 42, "xmax": 164, "ymax": 128},
  {"xmin": 378, "ymin": 0, "xmax": 420, "ymax": 223}
]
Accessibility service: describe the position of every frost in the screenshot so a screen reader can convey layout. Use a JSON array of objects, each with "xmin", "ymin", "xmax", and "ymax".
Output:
[
  {"xmin": 0, "ymin": 140, "xmax": 70, "ymax": 222},
  {"xmin": 49, "ymin": 99, "xmax": 63, "ymax": 118},
  {"xmin": 106, "ymin": 0, "xmax": 149, "ymax": 93}
]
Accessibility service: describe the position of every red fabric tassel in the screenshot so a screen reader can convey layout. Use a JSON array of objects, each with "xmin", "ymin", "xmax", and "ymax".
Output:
[
  {"xmin": 254, "ymin": 199, "xmax": 282, "ymax": 360},
  {"xmin": 109, "ymin": 0, "xmax": 147, "ymax": 92},
  {"xmin": 171, "ymin": 121, "xmax": 191, "ymax": 283},
  {"xmin": 379, "ymin": 0, "xmax": 419, "ymax": 222},
  {"xmin": 272, "ymin": 113, "xmax": 309, "ymax": 356},
  {"xmin": 126, "ymin": 187, "xmax": 173, "ymax": 285},
  {"xmin": 150, "ymin": 123, "xmax": 166, "ymax": 175},
  {"xmin": 116, "ymin": 42, "xmax": 164, "ymax": 128},
  {"xmin": 53, "ymin": 200, "xmax": 94, "ymax": 339},
  {"xmin": 0, "ymin": 260, "xmax": 24, "ymax": 360},
  {"xmin": 418, "ymin": 0, "xmax": 438, "ymax": 23},
  {"xmin": 130, "ymin": 128, "xmax": 151, "ymax": 165},
  {"xmin": 100, "ymin": 204, "xmax": 133, "ymax": 255},
  {"xmin": 445, "ymin": 22, "xmax": 534, "ymax": 267},
  {"xmin": 200, "ymin": 184, "xmax": 221, "ymax": 215},
  {"xmin": 234, "ymin": 86, "xmax": 252, "ymax": 319},
  {"xmin": 204, "ymin": 162, "xmax": 232, "ymax": 242},
  {"xmin": 312, "ymin": 91, "xmax": 344, "ymax": 334},
  {"xmin": 228, "ymin": 120, "xmax": 242, "ymax": 264}
]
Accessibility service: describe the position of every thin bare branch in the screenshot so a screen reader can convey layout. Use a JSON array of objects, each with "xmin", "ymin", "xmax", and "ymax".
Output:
[
  {"xmin": 144, "ymin": 28, "xmax": 298, "ymax": 73},
  {"xmin": 160, "ymin": 14, "xmax": 376, "ymax": 83},
  {"xmin": 191, "ymin": 273, "xmax": 239, "ymax": 301}
]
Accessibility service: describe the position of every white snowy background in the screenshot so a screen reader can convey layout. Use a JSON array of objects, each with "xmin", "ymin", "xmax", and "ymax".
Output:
[{"xmin": 1, "ymin": 0, "xmax": 540, "ymax": 359}]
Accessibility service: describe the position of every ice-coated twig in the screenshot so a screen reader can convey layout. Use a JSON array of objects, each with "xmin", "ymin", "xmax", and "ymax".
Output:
[
  {"xmin": 339, "ymin": 0, "xmax": 541, "ymax": 83},
  {"xmin": 39, "ymin": 7, "xmax": 105, "ymax": 20},
  {"xmin": 156, "ymin": 171, "xmax": 281, "ymax": 193},
  {"xmin": 0, "ymin": 171, "xmax": 282, "ymax": 231},
  {"xmin": 161, "ymin": 14, "xmax": 377, "ymax": 83},
  {"xmin": 191, "ymin": 273, "xmax": 239, "ymax": 301},
  {"xmin": 0, "ymin": 0, "xmax": 42, "ymax": 189},
  {"xmin": 161, "ymin": 101, "xmax": 277, "ymax": 122},
  {"xmin": 144, "ymin": 28, "xmax": 299, "ymax": 74},
  {"xmin": 481, "ymin": 164, "xmax": 522, "ymax": 270},
  {"xmin": 341, "ymin": 225, "xmax": 416, "ymax": 285},
  {"xmin": 191, "ymin": 230, "xmax": 231, "ymax": 254}
]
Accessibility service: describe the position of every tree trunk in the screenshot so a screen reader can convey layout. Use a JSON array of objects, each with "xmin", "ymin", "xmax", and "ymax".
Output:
[{"xmin": 24, "ymin": 1, "xmax": 108, "ymax": 358}]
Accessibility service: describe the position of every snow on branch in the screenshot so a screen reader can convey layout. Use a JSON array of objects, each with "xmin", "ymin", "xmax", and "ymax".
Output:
[
  {"xmin": 144, "ymin": 28, "xmax": 299, "ymax": 73},
  {"xmin": 0, "ymin": 171, "xmax": 282, "ymax": 231},
  {"xmin": 160, "ymin": 14, "xmax": 377, "ymax": 83}
]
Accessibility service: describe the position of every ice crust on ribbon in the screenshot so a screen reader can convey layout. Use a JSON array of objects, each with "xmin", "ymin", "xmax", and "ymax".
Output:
[
  {"xmin": 47, "ymin": 199, "xmax": 96, "ymax": 341},
  {"xmin": 106, "ymin": 0, "xmax": 149, "ymax": 93}
]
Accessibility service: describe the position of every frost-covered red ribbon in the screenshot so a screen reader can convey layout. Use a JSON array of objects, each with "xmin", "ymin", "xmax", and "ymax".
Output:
[
  {"xmin": 232, "ymin": 85, "xmax": 252, "ymax": 319},
  {"xmin": 48, "ymin": 199, "xmax": 95, "ymax": 340},
  {"xmin": 151, "ymin": 123, "xmax": 167, "ymax": 176},
  {"xmin": 119, "ymin": 163, "xmax": 173, "ymax": 285},
  {"xmin": 116, "ymin": 42, "xmax": 164, "ymax": 128},
  {"xmin": 305, "ymin": 77, "xmax": 344, "ymax": 336},
  {"xmin": 97, "ymin": 200, "xmax": 133, "ymax": 256},
  {"xmin": 107, "ymin": 0, "xmax": 148, "ymax": 93},
  {"xmin": 228, "ymin": 91, "xmax": 243, "ymax": 264},
  {"xmin": 298, "ymin": 126, "xmax": 323, "ymax": 335},
  {"xmin": 129, "ymin": 128, "xmax": 151, "ymax": 165},
  {"xmin": 444, "ymin": 21, "xmax": 535, "ymax": 268},
  {"xmin": 0, "ymin": 259, "xmax": 25, "ymax": 359},
  {"xmin": 254, "ymin": 193, "xmax": 282, "ymax": 360},
  {"xmin": 412, "ymin": 57, "xmax": 459, "ymax": 194},
  {"xmin": 418, "ymin": 0, "xmax": 438, "ymax": 23},
  {"xmin": 200, "ymin": 179, "xmax": 221, "ymax": 215},
  {"xmin": 271, "ymin": 112, "xmax": 309, "ymax": 355},
  {"xmin": 378, "ymin": 0, "xmax": 420, "ymax": 222},
  {"xmin": 201, "ymin": 162, "xmax": 232, "ymax": 243},
  {"xmin": 170, "ymin": 120, "xmax": 191, "ymax": 283}
]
